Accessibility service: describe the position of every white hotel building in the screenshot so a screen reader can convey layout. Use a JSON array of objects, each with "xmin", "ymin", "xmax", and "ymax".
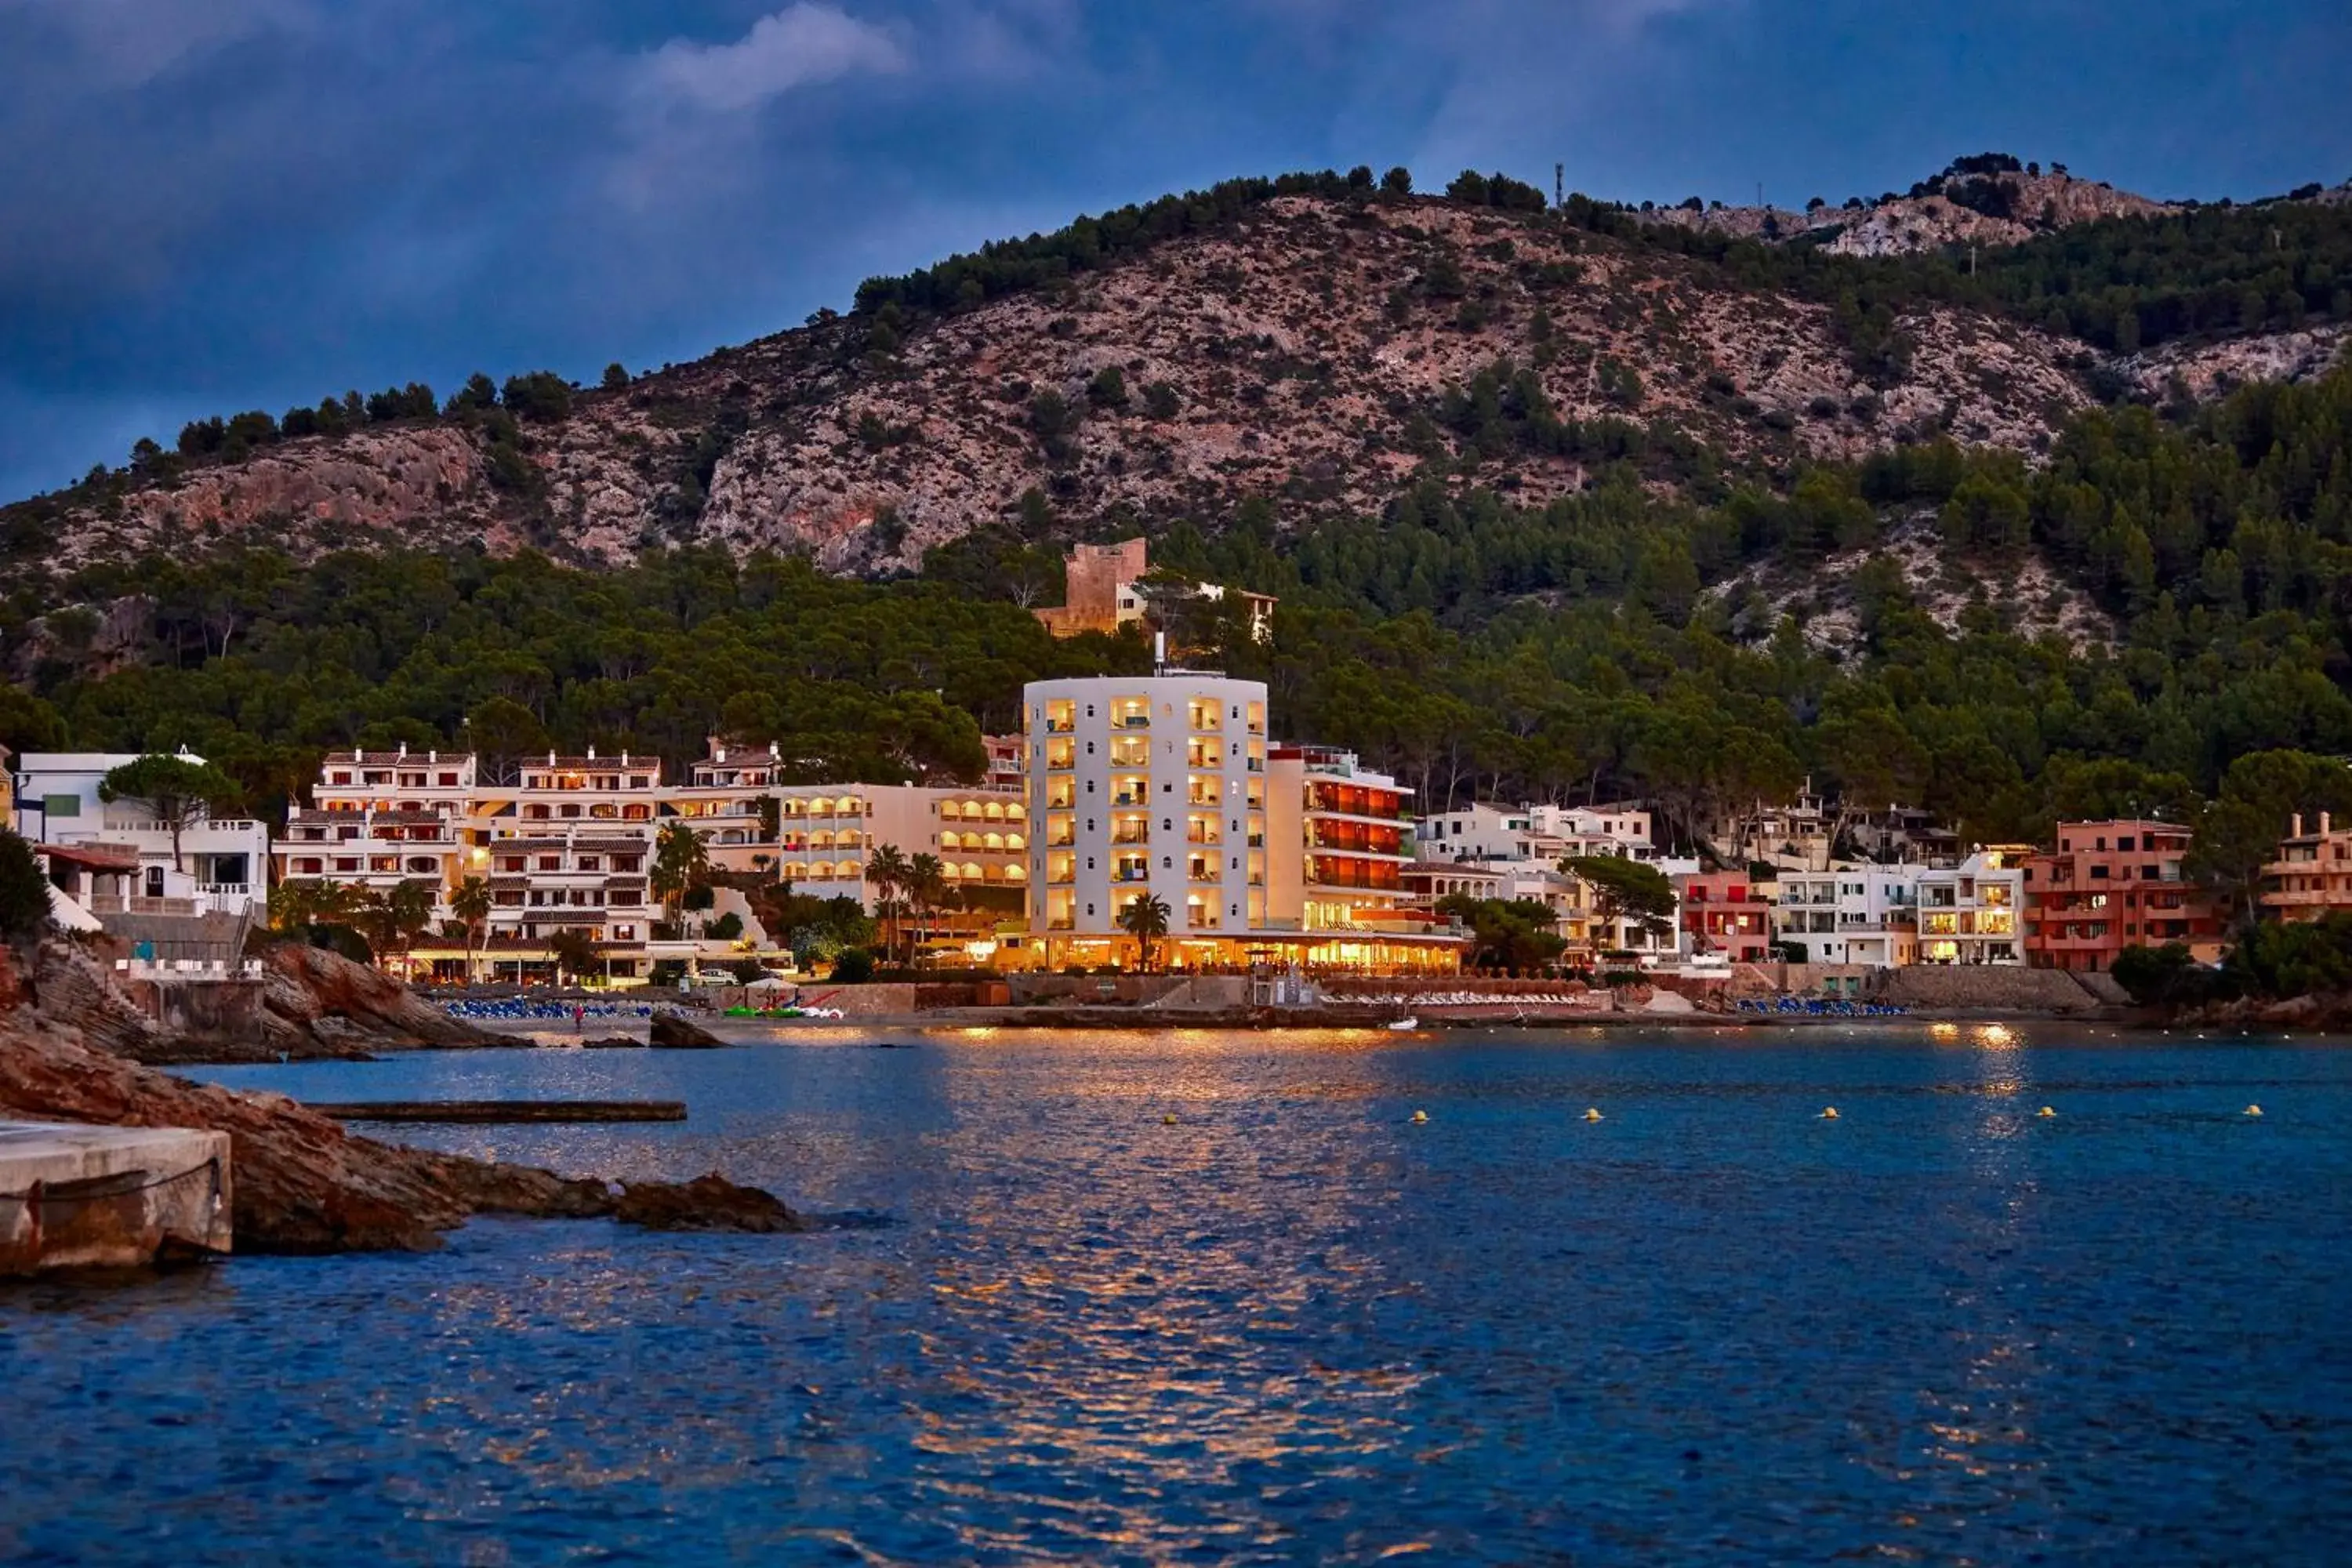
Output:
[{"xmin": 1021, "ymin": 673, "xmax": 1462, "ymax": 971}]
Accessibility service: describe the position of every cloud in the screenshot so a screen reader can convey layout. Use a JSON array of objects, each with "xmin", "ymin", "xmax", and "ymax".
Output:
[
  {"xmin": 0, "ymin": 0, "xmax": 308, "ymax": 86},
  {"xmin": 636, "ymin": 4, "xmax": 908, "ymax": 114}
]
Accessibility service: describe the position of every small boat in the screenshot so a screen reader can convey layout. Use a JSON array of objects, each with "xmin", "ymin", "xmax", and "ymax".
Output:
[{"xmin": 1386, "ymin": 1015, "xmax": 1418, "ymax": 1031}]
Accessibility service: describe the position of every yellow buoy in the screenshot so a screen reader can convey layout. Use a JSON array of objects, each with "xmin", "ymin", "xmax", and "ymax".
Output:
[
  {"xmin": 2245, "ymin": 1104, "xmax": 2264, "ymax": 1117},
  {"xmin": 1162, "ymin": 1112, "xmax": 1178, "ymax": 1125},
  {"xmin": 1820, "ymin": 1106, "xmax": 1841, "ymax": 1120},
  {"xmin": 1583, "ymin": 1107, "xmax": 1604, "ymax": 1122},
  {"xmin": 2036, "ymin": 1105, "xmax": 2056, "ymax": 1118},
  {"xmin": 1410, "ymin": 1109, "xmax": 1428, "ymax": 1124}
]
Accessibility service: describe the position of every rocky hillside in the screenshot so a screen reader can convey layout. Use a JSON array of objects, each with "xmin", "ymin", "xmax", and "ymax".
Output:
[
  {"xmin": 11, "ymin": 193, "xmax": 2099, "ymax": 579},
  {"xmin": 1640, "ymin": 166, "xmax": 2176, "ymax": 256},
  {"xmin": 9, "ymin": 166, "xmax": 2347, "ymax": 583}
]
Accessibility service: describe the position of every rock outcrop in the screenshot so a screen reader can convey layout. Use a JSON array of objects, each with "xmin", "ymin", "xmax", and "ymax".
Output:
[
  {"xmin": 255, "ymin": 941, "xmax": 502, "ymax": 1056},
  {"xmin": 27, "ymin": 937, "xmax": 505, "ymax": 1065},
  {"xmin": 648, "ymin": 1011, "xmax": 725, "ymax": 1049},
  {"xmin": 0, "ymin": 946, "xmax": 808, "ymax": 1252},
  {"xmin": 616, "ymin": 1172, "xmax": 812, "ymax": 1232}
]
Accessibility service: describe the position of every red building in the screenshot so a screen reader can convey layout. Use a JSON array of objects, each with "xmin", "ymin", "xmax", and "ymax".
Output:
[
  {"xmin": 1676, "ymin": 870, "xmax": 1773, "ymax": 963},
  {"xmin": 2024, "ymin": 819, "xmax": 2223, "ymax": 971}
]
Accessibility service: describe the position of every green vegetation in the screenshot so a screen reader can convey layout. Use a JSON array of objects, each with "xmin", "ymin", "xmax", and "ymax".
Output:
[
  {"xmin": 1433, "ymin": 894, "xmax": 1566, "ymax": 971},
  {"xmin": 9, "ymin": 365, "xmax": 2352, "ymax": 856},
  {"xmin": 5, "ymin": 167, "xmax": 2352, "ymax": 880},
  {"xmin": 97, "ymin": 753, "xmax": 242, "ymax": 869},
  {"xmin": 0, "ymin": 549, "xmax": 1134, "ymax": 809},
  {"xmin": 1558, "ymin": 181, "xmax": 2352, "ymax": 366},
  {"xmin": 1563, "ymin": 856, "xmax": 1679, "ymax": 944},
  {"xmin": 1116, "ymin": 891, "xmax": 1172, "ymax": 974},
  {"xmin": 0, "ymin": 827, "xmax": 49, "ymax": 952},
  {"xmin": 546, "ymin": 925, "xmax": 600, "ymax": 985},
  {"xmin": 652, "ymin": 821, "xmax": 711, "ymax": 924},
  {"xmin": 851, "ymin": 170, "xmax": 1376, "ymax": 318}
]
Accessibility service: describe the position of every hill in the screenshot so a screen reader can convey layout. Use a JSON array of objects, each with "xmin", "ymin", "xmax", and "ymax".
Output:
[{"xmin": 13, "ymin": 160, "xmax": 2347, "ymax": 590}]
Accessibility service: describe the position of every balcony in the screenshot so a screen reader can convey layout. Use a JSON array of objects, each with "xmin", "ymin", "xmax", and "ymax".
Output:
[{"xmin": 2263, "ymin": 886, "xmax": 2352, "ymax": 908}]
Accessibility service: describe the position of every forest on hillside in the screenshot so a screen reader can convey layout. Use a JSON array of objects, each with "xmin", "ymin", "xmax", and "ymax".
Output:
[{"xmin": 5, "ymin": 363, "xmax": 2350, "ymax": 888}]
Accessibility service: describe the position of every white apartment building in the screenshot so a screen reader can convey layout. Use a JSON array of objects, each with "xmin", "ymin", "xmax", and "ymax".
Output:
[
  {"xmin": 1417, "ymin": 801, "xmax": 1537, "ymax": 861},
  {"xmin": 275, "ymin": 743, "xmax": 1029, "ymax": 978},
  {"xmin": 1417, "ymin": 800, "xmax": 1664, "ymax": 866},
  {"xmin": 668, "ymin": 739, "xmax": 1027, "ymax": 911},
  {"xmin": 1914, "ymin": 849, "xmax": 2027, "ymax": 964},
  {"xmin": 283, "ymin": 746, "xmax": 477, "ymax": 906},
  {"xmin": 1772, "ymin": 866, "xmax": 1922, "ymax": 967},
  {"xmin": 11, "ymin": 750, "xmax": 269, "ymax": 916},
  {"xmin": 1026, "ymin": 673, "xmax": 1269, "ymax": 957}
]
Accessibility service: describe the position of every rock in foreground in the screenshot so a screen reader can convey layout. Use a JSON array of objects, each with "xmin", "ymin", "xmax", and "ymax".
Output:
[
  {"xmin": 31, "ymin": 938, "xmax": 506, "ymax": 1065},
  {"xmin": 0, "ymin": 946, "xmax": 807, "ymax": 1253}
]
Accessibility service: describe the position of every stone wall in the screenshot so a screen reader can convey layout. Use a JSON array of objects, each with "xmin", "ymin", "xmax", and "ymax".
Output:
[
  {"xmin": 124, "ymin": 977, "xmax": 267, "ymax": 1040},
  {"xmin": 1008, "ymin": 974, "xmax": 1199, "ymax": 1007},
  {"xmin": 1878, "ymin": 966, "xmax": 2110, "ymax": 1014}
]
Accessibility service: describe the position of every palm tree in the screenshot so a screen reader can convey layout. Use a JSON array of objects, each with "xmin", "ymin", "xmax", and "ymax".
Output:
[
  {"xmin": 652, "ymin": 821, "xmax": 710, "ymax": 928},
  {"xmin": 907, "ymin": 851, "xmax": 946, "ymax": 966},
  {"xmin": 866, "ymin": 844, "xmax": 911, "ymax": 964},
  {"xmin": 449, "ymin": 874, "xmax": 492, "ymax": 985},
  {"xmin": 353, "ymin": 879, "xmax": 437, "ymax": 975},
  {"xmin": 1117, "ymin": 892, "xmax": 1172, "ymax": 975}
]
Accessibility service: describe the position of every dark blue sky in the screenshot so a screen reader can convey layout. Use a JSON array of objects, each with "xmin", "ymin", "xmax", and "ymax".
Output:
[{"xmin": 2, "ymin": 0, "xmax": 2346, "ymax": 500}]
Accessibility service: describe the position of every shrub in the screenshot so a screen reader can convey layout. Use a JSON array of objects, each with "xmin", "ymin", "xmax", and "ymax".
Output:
[
  {"xmin": 831, "ymin": 947, "xmax": 875, "ymax": 983},
  {"xmin": 0, "ymin": 827, "xmax": 51, "ymax": 950}
]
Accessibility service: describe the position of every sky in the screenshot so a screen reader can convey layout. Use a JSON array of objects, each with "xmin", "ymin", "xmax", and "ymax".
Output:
[{"xmin": 1, "ymin": 0, "xmax": 2346, "ymax": 501}]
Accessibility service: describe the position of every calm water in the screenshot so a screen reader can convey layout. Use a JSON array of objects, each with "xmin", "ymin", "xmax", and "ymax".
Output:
[{"xmin": 5, "ymin": 1025, "xmax": 2351, "ymax": 1565}]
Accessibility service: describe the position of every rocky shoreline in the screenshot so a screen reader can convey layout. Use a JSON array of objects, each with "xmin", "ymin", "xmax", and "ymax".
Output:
[{"xmin": 0, "ymin": 938, "xmax": 808, "ymax": 1257}]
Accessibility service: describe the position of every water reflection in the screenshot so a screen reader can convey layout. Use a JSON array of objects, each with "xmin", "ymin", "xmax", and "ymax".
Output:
[{"xmin": 7, "ymin": 1029, "xmax": 2350, "ymax": 1563}]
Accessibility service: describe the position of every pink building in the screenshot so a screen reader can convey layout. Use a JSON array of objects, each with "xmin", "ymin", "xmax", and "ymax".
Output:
[{"xmin": 1677, "ymin": 870, "xmax": 1773, "ymax": 962}]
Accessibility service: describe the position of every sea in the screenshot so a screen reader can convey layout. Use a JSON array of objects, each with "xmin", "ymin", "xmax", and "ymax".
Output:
[{"xmin": 3, "ymin": 1024, "xmax": 2349, "ymax": 1565}]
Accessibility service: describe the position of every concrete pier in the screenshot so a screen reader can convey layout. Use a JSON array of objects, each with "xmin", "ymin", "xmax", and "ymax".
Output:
[
  {"xmin": 306, "ymin": 1100, "xmax": 686, "ymax": 1124},
  {"xmin": 0, "ymin": 1122, "xmax": 233, "ymax": 1276}
]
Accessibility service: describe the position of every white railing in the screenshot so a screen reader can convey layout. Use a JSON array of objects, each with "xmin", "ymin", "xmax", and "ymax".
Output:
[{"xmin": 116, "ymin": 958, "xmax": 263, "ymax": 980}]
